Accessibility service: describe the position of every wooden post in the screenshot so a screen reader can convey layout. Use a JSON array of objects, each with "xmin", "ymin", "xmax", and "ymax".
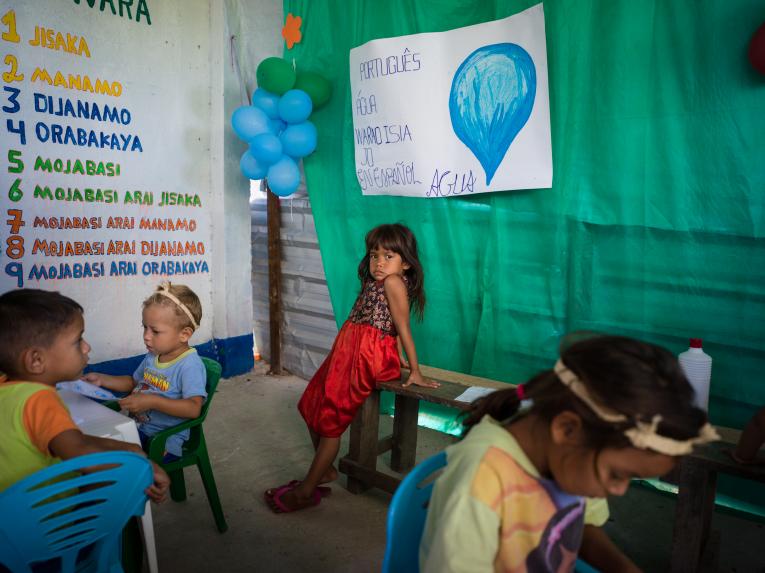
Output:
[{"xmin": 266, "ymin": 182, "xmax": 283, "ymax": 375}]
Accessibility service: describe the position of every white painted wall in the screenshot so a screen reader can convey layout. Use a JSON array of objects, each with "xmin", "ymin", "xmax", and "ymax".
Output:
[
  {"xmin": 212, "ymin": 1, "xmax": 256, "ymax": 354},
  {"xmin": 224, "ymin": 0, "xmax": 285, "ymax": 362},
  {"xmin": 224, "ymin": 0, "xmax": 284, "ymax": 99},
  {"xmin": 0, "ymin": 0, "xmax": 256, "ymax": 370}
]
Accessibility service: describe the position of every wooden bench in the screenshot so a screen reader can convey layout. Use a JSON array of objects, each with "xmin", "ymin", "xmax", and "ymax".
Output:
[
  {"xmin": 669, "ymin": 435, "xmax": 765, "ymax": 573},
  {"xmin": 338, "ymin": 365, "xmax": 514, "ymax": 494}
]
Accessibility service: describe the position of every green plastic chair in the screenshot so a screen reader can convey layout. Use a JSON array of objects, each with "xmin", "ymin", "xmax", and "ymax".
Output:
[{"xmin": 144, "ymin": 357, "xmax": 228, "ymax": 533}]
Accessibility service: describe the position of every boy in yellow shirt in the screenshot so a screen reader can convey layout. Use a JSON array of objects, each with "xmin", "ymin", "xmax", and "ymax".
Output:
[{"xmin": 0, "ymin": 288, "xmax": 168, "ymax": 501}]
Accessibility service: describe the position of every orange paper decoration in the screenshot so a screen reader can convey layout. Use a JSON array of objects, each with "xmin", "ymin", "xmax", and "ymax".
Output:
[{"xmin": 282, "ymin": 13, "xmax": 302, "ymax": 49}]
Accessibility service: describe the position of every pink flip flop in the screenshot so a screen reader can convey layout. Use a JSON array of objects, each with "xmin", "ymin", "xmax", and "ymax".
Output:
[
  {"xmin": 265, "ymin": 483, "xmax": 321, "ymax": 513},
  {"xmin": 265, "ymin": 480, "xmax": 332, "ymax": 499},
  {"xmin": 317, "ymin": 485, "xmax": 332, "ymax": 497}
]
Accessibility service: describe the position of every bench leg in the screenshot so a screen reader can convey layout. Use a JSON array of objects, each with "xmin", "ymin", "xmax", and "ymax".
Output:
[
  {"xmin": 345, "ymin": 390, "xmax": 380, "ymax": 494},
  {"xmin": 669, "ymin": 460, "xmax": 717, "ymax": 573},
  {"xmin": 390, "ymin": 394, "xmax": 419, "ymax": 473}
]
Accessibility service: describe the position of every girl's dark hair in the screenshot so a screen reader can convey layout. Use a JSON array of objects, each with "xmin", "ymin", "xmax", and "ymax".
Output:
[
  {"xmin": 357, "ymin": 223, "xmax": 426, "ymax": 320},
  {"xmin": 0, "ymin": 289, "xmax": 84, "ymax": 378},
  {"xmin": 463, "ymin": 334, "xmax": 709, "ymax": 451}
]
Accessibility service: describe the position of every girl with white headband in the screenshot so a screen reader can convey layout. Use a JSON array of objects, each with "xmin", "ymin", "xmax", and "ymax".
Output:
[
  {"xmin": 84, "ymin": 282, "xmax": 208, "ymax": 462},
  {"xmin": 420, "ymin": 334, "xmax": 718, "ymax": 573}
]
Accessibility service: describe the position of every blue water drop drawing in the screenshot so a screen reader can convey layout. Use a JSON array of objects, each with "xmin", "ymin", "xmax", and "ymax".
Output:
[{"xmin": 449, "ymin": 43, "xmax": 536, "ymax": 185}]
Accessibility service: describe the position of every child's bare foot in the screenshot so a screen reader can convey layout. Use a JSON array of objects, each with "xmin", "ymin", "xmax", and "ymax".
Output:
[
  {"xmin": 264, "ymin": 479, "xmax": 331, "ymax": 501},
  {"xmin": 265, "ymin": 484, "xmax": 320, "ymax": 513},
  {"xmin": 320, "ymin": 465, "xmax": 338, "ymax": 484}
]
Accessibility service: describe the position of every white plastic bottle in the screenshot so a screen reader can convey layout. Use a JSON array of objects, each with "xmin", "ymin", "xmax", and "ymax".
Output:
[{"xmin": 678, "ymin": 338, "xmax": 712, "ymax": 411}]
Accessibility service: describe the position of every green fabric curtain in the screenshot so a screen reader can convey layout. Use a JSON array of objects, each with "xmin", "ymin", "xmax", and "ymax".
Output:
[{"xmin": 282, "ymin": 0, "xmax": 765, "ymax": 430}]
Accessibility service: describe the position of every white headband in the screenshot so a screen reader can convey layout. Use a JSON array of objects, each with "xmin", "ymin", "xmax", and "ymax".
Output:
[
  {"xmin": 155, "ymin": 282, "xmax": 199, "ymax": 330},
  {"xmin": 554, "ymin": 359, "xmax": 719, "ymax": 455}
]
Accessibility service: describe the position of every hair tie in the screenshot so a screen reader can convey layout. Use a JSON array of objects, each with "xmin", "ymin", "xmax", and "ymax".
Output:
[
  {"xmin": 516, "ymin": 384, "xmax": 526, "ymax": 400},
  {"xmin": 155, "ymin": 281, "xmax": 199, "ymax": 330}
]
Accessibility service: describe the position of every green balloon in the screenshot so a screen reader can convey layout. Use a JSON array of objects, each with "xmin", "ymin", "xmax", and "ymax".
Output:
[
  {"xmin": 256, "ymin": 57, "xmax": 296, "ymax": 96},
  {"xmin": 294, "ymin": 71, "xmax": 332, "ymax": 109}
]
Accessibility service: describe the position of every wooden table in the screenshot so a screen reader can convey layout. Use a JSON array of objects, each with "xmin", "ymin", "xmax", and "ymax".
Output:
[
  {"xmin": 338, "ymin": 365, "xmax": 514, "ymax": 494},
  {"xmin": 669, "ymin": 439, "xmax": 765, "ymax": 573}
]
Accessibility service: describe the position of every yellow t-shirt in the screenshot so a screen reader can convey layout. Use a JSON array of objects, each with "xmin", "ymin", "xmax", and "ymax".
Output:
[
  {"xmin": 0, "ymin": 381, "xmax": 78, "ymax": 491},
  {"xmin": 420, "ymin": 415, "xmax": 609, "ymax": 573}
]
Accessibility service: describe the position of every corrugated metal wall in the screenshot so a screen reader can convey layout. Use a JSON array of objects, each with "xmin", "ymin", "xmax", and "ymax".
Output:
[{"xmin": 250, "ymin": 191, "xmax": 338, "ymax": 380}]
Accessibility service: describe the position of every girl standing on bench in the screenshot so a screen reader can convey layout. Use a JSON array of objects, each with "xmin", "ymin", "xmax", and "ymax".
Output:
[
  {"xmin": 420, "ymin": 334, "xmax": 719, "ymax": 572},
  {"xmin": 265, "ymin": 223, "xmax": 438, "ymax": 513}
]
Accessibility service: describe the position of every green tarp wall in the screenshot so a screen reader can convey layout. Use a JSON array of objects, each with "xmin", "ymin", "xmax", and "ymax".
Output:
[{"xmin": 283, "ymin": 0, "xmax": 765, "ymax": 435}]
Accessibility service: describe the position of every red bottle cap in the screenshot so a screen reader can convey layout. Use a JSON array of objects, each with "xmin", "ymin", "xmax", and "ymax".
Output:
[{"xmin": 689, "ymin": 338, "xmax": 703, "ymax": 348}]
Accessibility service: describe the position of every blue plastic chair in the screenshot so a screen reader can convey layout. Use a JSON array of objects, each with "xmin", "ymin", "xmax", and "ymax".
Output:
[
  {"xmin": 0, "ymin": 451, "xmax": 152, "ymax": 573},
  {"xmin": 383, "ymin": 451, "xmax": 446, "ymax": 573},
  {"xmin": 382, "ymin": 451, "xmax": 601, "ymax": 573}
]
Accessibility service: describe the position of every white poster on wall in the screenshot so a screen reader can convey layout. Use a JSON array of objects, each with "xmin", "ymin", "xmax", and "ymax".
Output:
[
  {"xmin": 349, "ymin": 3, "xmax": 551, "ymax": 198},
  {"xmin": 0, "ymin": 0, "xmax": 215, "ymax": 362}
]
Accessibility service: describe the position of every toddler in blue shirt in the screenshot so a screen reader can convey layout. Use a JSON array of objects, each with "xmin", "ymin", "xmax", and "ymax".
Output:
[{"xmin": 85, "ymin": 282, "xmax": 207, "ymax": 460}]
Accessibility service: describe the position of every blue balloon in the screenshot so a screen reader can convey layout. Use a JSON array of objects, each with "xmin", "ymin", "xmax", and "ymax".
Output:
[
  {"xmin": 240, "ymin": 150, "xmax": 268, "ymax": 180},
  {"xmin": 251, "ymin": 88, "xmax": 280, "ymax": 119},
  {"xmin": 449, "ymin": 43, "xmax": 536, "ymax": 185},
  {"xmin": 279, "ymin": 121, "xmax": 317, "ymax": 158},
  {"xmin": 267, "ymin": 156, "xmax": 300, "ymax": 196},
  {"xmin": 249, "ymin": 133, "xmax": 283, "ymax": 165},
  {"xmin": 232, "ymin": 105, "xmax": 271, "ymax": 142},
  {"xmin": 277, "ymin": 89, "xmax": 313, "ymax": 124},
  {"xmin": 268, "ymin": 118, "xmax": 287, "ymax": 136}
]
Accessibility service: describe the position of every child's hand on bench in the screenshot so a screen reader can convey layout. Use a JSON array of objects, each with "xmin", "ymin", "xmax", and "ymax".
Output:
[
  {"xmin": 403, "ymin": 369, "xmax": 440, "ymax": 388},
  {"xmin": 727, "ymin": 406, "xmax": 765, "ymax": 465},
  {"xmin": 726, "ymin": 450, "xmax": 765, "ymax": 465}
]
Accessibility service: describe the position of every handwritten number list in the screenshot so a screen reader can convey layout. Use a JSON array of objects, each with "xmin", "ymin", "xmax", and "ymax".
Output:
[{"xmin": 1, "ymin": 6, "xmax": 209, "ymax": 290}]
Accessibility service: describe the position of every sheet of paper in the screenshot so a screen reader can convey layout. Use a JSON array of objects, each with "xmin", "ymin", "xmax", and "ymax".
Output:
[
  {"xmin": 350, "ymin": 4, "xmax": 551, "ymax": 198},
  {"xmin": 454, "ymin": 386, "xmax": 497, "ymax": 403},
  {"xmin": 57, "ymin": 380, "xmax": 117, "ymax": 401}
]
